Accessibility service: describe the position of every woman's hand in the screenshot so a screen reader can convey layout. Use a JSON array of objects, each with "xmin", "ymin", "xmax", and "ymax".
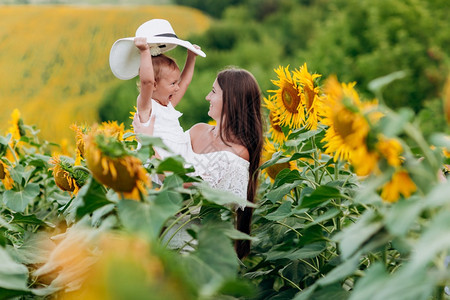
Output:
[{"xmin": 133, "ymin": 113, "xmax": 156, "ymax": 136}]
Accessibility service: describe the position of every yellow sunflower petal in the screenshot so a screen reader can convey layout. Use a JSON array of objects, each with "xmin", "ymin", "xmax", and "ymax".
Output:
[
  {"xmin": 269, "ymin": 66, "xmax": 304, "ymax": 129},
  {"xmin": 381, "ymin": 170, "xmax": 416, "ymax": 203},
  {"xmin": 101, "ymin": 157, "xmax": 109, "ymax": 175},
  {"xmin": 321, "ymin": 76, "xmax": 374, "ymax": 168},
  {"xmin": 293, "ymin": 63, "xmax": 324, "ymax": 130},
  {"xmin": 109, "ymin": 161, "xmax": 117, "ymax": 180},
  {"xmin": 376, "ymin": 136, "xmax": 403, "ymax": 167}
]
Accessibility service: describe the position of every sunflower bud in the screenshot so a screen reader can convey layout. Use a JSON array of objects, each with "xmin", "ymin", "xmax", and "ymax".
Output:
[
  {"xmin": 70, "ymin": 124, "xmax": 88, "ymax": 160},
  {"xmin": 49, "ymin": 156, "xmax": 84, "ymax": 194},
  {"xmin": 53, "ymin": 164, "xmax": 77, "ymax": 192},
  {"xmin": 84, "ymin": 133, "xmax": 149, "ymax": 195}
]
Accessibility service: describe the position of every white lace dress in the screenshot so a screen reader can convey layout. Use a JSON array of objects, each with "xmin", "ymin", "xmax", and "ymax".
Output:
[
  {"xmin": 187, "ymin": 150, "xmax": 249, "ymax": 200},
  {"xmin": 164, "ymin": 131, "xmax": 250, "ymax": 251}
]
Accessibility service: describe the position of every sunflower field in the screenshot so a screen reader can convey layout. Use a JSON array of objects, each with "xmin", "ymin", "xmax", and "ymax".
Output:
[
  {"xmin": 1, "ymin": 59, "xmax": 449, "ymax": 299},
  {"xmin": 0, "ymin": 5, "xmax": 210, "ymax": 146}
]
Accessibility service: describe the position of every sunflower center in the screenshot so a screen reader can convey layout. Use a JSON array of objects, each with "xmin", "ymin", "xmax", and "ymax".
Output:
[
  {"xmin": 332, "ymin": 112, "xmax": 354, "ymax": 140},
  {"xmin": 269, "ymin": 112, "xmax": 282, "ymax": 132},
  {"xmin": 281, "ymin": 85, "xmax": 301, "ymax": 113},
  {"xmin": 303, "ymin": 86, "xmax": 315, "ymax": 111}
]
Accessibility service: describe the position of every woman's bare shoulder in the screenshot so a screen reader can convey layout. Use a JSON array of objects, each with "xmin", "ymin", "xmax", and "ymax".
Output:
[
  {"xmin": 190, "ymin": 123, "xmax": 212, "ymax": 134},
  {"xmin": 231, "ymin": 144, "xmax": 250, "ymax": 161}
]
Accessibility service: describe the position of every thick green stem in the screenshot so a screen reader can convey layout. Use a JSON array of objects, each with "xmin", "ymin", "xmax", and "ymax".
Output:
[
  {"xmin": 299, "ymin": 258, "xmax": 320, "ymax": 273},
  {"xmin": 334, "ymin": 160, "xmax": 339, "ymax": 181},
  {"xmin": 279, "ymin": 272, "xmax": 302, "ymax": 291},
  {"xmin": 275, "ymin": 221, "xmax": 303, "ymax": 238},
  {"xmin": 404, "ymin": 122, "xmax": 439, "ymax": 172},
  {"xmin": 160, "ymin": 204, "xmax": 200, "ymax": 241},
  {"xmin": 311, "ymin": 138, "xmax": 319, "ymax": 183},
  {"xmin": 163, "ymin": 215, "xmax": 201, "ymax": 248}
]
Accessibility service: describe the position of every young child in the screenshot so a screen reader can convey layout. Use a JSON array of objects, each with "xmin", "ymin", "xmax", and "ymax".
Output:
[{"xmin": 133, "ymin": 37, "xmax": 201, "ymax": 159}]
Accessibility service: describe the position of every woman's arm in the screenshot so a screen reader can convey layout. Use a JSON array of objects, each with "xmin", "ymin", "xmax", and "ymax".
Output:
[
  {"xmin": 171, "ymin": 45, "xmax": 201, "ymax": 107},
  {"xmin": 132, "ymin": 114, "xmax": 162, "ymax": 162},
  {"xmin": 135, "ymin": 37, "xmax": 155, "ymax": 123},
  {"xmin": 133, "ymin": 113, "xmax": 155, "ymax": 136}
]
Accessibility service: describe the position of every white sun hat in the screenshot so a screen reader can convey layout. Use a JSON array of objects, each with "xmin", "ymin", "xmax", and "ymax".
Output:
[{"xmin": 109, "ymin": 19, "xmax": 206, "ymax": 80}]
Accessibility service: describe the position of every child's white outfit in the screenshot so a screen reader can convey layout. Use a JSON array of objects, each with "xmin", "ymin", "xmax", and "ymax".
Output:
[{"xmin": 137, "ymin": 99, "xmax": 191, "ymax": 159}]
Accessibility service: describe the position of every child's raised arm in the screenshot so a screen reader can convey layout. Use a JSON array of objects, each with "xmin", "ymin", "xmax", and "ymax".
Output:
[
  {"xmin": 171, "ymin": 45, "xmax": 201, "ymax": 107},
  {"xmin": 135, "ymin": 37, "xmax": 155, "ymax": 124}
]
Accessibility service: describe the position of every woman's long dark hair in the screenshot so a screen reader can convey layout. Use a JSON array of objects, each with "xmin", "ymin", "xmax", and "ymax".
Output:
[{"xmin": 216, "ymin": 68, "xmax": 263, "ymax": 259}]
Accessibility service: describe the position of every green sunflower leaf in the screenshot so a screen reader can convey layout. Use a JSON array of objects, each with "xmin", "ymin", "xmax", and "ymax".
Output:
[
  {"xmin": 3, "ymin": 183, "xmax": 40, "ymax": 213},
  {"xmin": 75, "ymin": 178, "xmax": 112, "ymax": 220},
  {"xmin": 0, "ymin": 247, "xmax": 30, "ymax": 293}
]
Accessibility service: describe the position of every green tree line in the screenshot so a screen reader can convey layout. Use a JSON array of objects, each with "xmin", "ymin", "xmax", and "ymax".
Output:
[{"xmin": 99, "ymin": 0, "xmax": 450, "ymax": 135}]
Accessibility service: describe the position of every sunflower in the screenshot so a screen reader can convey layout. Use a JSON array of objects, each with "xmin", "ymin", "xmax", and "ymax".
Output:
[
  {"xmin": 380, "ymin": 170, "xmax": 417, "ymax": 203},
  {"xmin": 129, "ymin": 106, "xmax": 138, "ymax": 131},
  {"xmin": 444, "ymin": 147, "xmax": 450, "ymax": 159},
  {"xmin": 7, "ymin": 109, "xmax": 24, "ymax": 140},
  {"xmin": 321, "ymin": 76, "xmax": 385, "ymax": 177},
  {"xmin": 98, "ymin": 121, "xmax": 125, "ymax": 140},
  {"xmin": 321, "ymin": 76, "xmax": 369, "ymax": 162},
  {"xmin": 49, "ymin": 156, "xmax": 88, "ymax": 195},
  {"xmin": 33, "ymin": 227, "xmax": 98, "ymax": 292},
  {"xmin": 376, "ymin": 135, "xmax": 403, "ymax": 167},
  {"xmin": 70, "ymin": 124, "xmax": 89, "ymax": 165},
  {"xmin": 293, "ymin": 63, "xmax": 324, "ymax": 130},
  {"xmin": 269, "ymin": 65, "xmax": 304, "ymax": 128},
  {"xmin": 264, "ymin": 95, "xmax": 289, "ymax": 144},
  {"xmin": 261, "ymin": 139, "xmax": 296, "ymax": 180},
  {"xmin": 350, "ymin": 146, "xmax": 380, "ymax": 177},
  {"xmin": 5, "ymin": 109, "xmax": 26, "ymax": 160},
  {"xmin": 63, "ymin": 233, "xmax": 161, "ymax": 299},
  {"xmin": 84, "ymin": 132, "xmax": 150, "ymax": 199},
  {"xmin": 62, "ymin": 232, "xmax": 194, "ymax": 300},
  {"xmin": 0, "ymin": 160, "xmax": 14, "ymax": 190}
]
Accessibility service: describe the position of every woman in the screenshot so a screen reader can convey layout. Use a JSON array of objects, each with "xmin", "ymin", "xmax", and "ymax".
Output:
[{"xmin": 134, "ymin": 67, "xmax": 263, "ymax": 258}]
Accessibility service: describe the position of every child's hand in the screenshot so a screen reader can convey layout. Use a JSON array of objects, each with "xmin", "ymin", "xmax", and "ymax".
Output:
[
  {"xmin": 134, "ymin": 37, "xmax": 149, "ymax": 51},
  {"xmin": 187, "ymin": 44, "xmax": 201, "ymax": 57}
]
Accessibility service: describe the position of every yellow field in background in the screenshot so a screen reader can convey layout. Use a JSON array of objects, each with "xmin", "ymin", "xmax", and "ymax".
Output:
[{"xmin": 0, "ymin": 5, "xmax": 210, "ymax": 146}]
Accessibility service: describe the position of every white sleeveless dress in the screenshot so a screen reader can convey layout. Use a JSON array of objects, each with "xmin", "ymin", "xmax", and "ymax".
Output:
[{"xmin": 137, "ymin": 99, "xmax": 191, "ymax": 159}]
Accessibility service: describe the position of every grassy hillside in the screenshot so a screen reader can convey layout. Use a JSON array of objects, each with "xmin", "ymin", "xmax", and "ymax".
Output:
[{"xmin": 0, "ymin": 5, "xmax": 210, "ymax": 144}]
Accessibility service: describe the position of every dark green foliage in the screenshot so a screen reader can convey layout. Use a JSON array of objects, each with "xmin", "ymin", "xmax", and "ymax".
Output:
[
  {"xmin": 417, "ymin": 98, "xmax": 450, "ymax": 136},
  {"xmin": 98, "ymin": 80, "xmax": 138, "ymax": 127},
  {"xmin": 172, "ymin": 0, "xmax": 242, "ymax": 18},
  {"xmin": 99, "ymin": 0, "xmax": 450, "ymax": 134},
  {"xmin": 300, "ymin": 0, "xmax": 450, "ymax": 113}
]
